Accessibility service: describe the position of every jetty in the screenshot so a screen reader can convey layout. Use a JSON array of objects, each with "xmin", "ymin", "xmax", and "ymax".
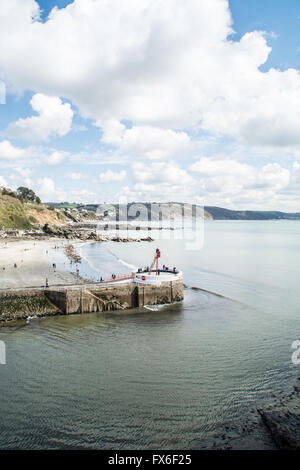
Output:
[{"xmin": 0, "ymin": 249, "xmax": 183, "ymax": 323}]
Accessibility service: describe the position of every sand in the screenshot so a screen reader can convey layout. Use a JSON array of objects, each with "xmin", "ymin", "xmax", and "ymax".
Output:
[{"xmin": 0, "ymin": 238, "xmax": 84, "ymax": 289}]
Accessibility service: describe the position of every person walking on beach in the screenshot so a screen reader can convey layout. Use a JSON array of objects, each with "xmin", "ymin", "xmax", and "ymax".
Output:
[{"xmin": 45, "ymin": 278, "xmax": 49, "ymax": 288}]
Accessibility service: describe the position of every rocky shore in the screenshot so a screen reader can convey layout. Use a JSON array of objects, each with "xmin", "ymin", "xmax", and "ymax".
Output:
[
  {"xmin": 43, "ymin": 223, "xmax": 154, "ymax": 242},
  {"xmin": 0, "ymin": 224, "xmax": 154, "ymax": 243},
  {"xmin": 258, "ymin": 378, "xmax": 300, "ymax": 449}
]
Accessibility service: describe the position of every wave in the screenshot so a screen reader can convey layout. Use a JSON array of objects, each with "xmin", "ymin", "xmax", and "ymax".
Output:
[
  {"xmin": 76, "ymin": 243, "xmax": 103, "ymax": 276},
  {"xmin": 183, "ymin": 283, "xmax": 245, "ymax": 304},
  {"xmin": 144, "ymin": 304, "xmax": 167, "ymax": 311},
  {"xmin": 26, "ymin": 315, "xmax": 38, "ymax": 323},
  {"xmin": 107, "ymin": 246, "xmax": 138, "ymax": 271}
]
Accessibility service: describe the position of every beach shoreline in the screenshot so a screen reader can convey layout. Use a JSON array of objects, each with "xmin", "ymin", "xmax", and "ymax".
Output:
[{"xmin": 0, "ymin": 237, "xmax": 88, "ymax": 290}]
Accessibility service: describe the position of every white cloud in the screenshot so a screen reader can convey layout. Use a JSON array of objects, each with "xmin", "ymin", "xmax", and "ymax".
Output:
[
  {"xmin": 14, "ymin": 167, "xmax": 32, "ymax": 178},
  {"xmin": 0, "ymin": 175, "xmax": 7, "ymax": 186},
  {"xmin": 96, "ymin": 119, "xmax": 126, "ymax": 145},
  {"xmin": 99, "ymin": 169, "xmax": 126, "ymax": 183},
  {"xmin": 104, "ymin": 124, "xmax": 194, "ymax": 161},
  {"xmin": 45, "ymin": 150, "xmax": 67, "ymax": 166},
  {"xmin": 6, "ymin": 93, "xmax": 73, "ymax": 142},
  {"xmin": 118, "ymin": 157, "xmax": 293, "ymax": 208},
  {"xmin": 0, "ymin": 0, "xmax": 300, "ymax": 209},
  {"xmin": 65, "ymin": 172, "xmax": 85, "ymax": 180},
  {"xmin": 133, "ymin": 161, "xmax": 195, "ymax": 186},
  {"xmin": 37, "ymin": 177, "xmax": 56, "ymax": 198},
  {"xmin": 0, "ymin": 140, "xmax": 34, "ymax": 160},
  {"xmin": 190, "ymin": 157, "xmax": 290, "ymax": 193},
  {"xmin": 126, "ymin": 161, "xmax": 197, "ymax": 203},
  {"xmin": 69, "ymin": 189, "xmax": 103, "ymax": 204},
  {"xmin": 1, "ymin": 0, "xmax": 299, "ymax": 153},
  {"xmin": 0, "ymin": 80, "xmax": 5, "ymax": 104},
  {"xmin": 72, "ymin": 123, "xmax": 88, "ymax": 133},
  {"xmin": 7, "ymin": 168, "xmax": 32, "ymax": 189}
]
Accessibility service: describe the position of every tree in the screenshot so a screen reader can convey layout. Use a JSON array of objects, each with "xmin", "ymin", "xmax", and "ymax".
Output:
[
  {"xmin": 1, "ymin": 187, "xmax": 18, "ymax": 199},
  {"xmin": 17, "ymin": 186, "xmax": 40, "ymax": 203}
]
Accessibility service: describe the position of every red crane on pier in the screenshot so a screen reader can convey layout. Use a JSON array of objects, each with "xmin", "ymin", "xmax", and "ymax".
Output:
[{"xmin": 149, "ymin": 248, "xmax": 161, "ymax": 275}]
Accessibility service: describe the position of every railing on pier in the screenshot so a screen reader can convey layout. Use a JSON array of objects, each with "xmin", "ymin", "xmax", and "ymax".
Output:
[
  {"xmin": 102, "ymin": 273, "xmax": 134, "ymax": 283},
  {"xmin": 99, "ymin": 269, "xmax": 182, "ymax": 285}
]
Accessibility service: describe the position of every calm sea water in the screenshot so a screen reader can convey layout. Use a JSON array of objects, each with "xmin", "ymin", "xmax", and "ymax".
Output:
[{"xmin": 0, "ymin": 220, "xmax": 300, "ymax": 449}]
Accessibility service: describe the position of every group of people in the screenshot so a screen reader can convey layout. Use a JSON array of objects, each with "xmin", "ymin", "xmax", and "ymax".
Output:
[
  {"xmin": 97, "ymin": 274, "xmax": 117, "ymax": 283},
  {"xmin": 162, "ymin": 265, "xmax": 177, "ymax": 273}
]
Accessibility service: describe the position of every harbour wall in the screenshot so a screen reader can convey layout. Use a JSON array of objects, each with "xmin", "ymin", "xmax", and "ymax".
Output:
[{"xmin": 0, "ymin": 279, "xmax": 184, "ymax": 323}]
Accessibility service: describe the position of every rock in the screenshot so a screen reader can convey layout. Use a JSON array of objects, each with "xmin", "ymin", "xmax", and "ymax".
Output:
[
  {"xmin": 87, "ymin": 231, "xmax": 98, "ymax": 240},
  {"xmin": 259, "ymin": 409, "xmax": 300, "ymax": 449},
  {"xmin": 42, "ymin": 222, "xmax": 155, "ymax": 243}
]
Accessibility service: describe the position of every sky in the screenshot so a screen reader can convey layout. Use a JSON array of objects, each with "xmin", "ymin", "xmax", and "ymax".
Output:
[{"xmin": 0, "ymin": 0, "xmax": 300, "ymax": 210}]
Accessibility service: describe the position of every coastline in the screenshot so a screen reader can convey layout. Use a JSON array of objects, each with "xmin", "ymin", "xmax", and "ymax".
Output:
[{"xmin": 0, "ymin": 237, "xmax": 88, "ymax": 290}]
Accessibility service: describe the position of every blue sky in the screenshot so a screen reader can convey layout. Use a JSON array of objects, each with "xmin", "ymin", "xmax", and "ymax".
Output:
[
  {"xmin": 229, "ymin": 0, "xmax": 300, "ymax": 70},
  {"xmin": 0, "ymin": 0, "xmax": 300, "ymax": 210}
]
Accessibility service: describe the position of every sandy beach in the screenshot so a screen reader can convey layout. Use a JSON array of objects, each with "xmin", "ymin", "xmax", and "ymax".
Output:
[{"xmin": 0, "ymin": 238, "xmax": 85, "ymax": 289}]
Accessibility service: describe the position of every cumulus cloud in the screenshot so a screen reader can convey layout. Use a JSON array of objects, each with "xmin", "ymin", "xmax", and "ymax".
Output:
[
  {"xmin": 65, "ymin": 172, "xmax": 85, "ymax": 180},
  {"xmin": 6, "ymin": 167, "xmax": 33, "ymax": 189},
  {"xmin": 126, "ymin": 161, "xmax": 196, "ymax": 203},
  {"xmin": 14, "ymin": 167, "xmax": 32, "ymax": 179},
  {"xmin": 99, "ymin": 169, "xmax": 126, "ymax": 183},
  {"xmin": 0, "ymin": 140, "xmax": 34, "ymax": 160},
  {"xmin": 45, "ymin": 150, "xmax": 68, "ymax": 166},
  {"xmin": 96, "ymin": 119, "xmax": 126, "ymax": 145},
  {"xmin": 0, "ymin": 0, "xmax": 300, "ymax": 209},
  {"xmin": 37, "ymin": 176, "xmax": 56, "ymax": 198},
  {"xmin": 6, "ymin": 93, "xmax": 73, "ymax": 142},
  {"xmin": 190, "ymin": 157, "xmax": 290, "ymax": 193},
  {"xmin": 0, "ymin": 0, "xmax": 299, "ymax": 153},
  {"xmin": 133, "ymin": 161, "xmax": 195, "ymax": 186},
  {"xmin": 121, "ymin": 158, "xmax": 292, "ymax": 207},
  {"xmin": 0, "ymin": 175, "xmax": 7, "ymax": 186},
  {"xmin": 0, "ymin": 80, "xmax": 5, "ymax": 104},
  {"xmin": 98, "ymin": 123, "xmax": 194, "ymax": 161}
]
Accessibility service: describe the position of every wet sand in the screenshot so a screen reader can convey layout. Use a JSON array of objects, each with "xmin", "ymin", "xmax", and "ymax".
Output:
[{"xmin": 0, "ymin": 238, "xmax": 84, "ymax": 289}]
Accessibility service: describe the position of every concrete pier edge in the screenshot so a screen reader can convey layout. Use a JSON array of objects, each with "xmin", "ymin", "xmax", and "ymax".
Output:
[{"xmin": 0, "ymin": 278, "xmax": 184, "ymax": 323}]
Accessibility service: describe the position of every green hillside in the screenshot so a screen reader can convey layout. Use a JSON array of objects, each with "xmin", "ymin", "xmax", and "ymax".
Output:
[{"xmin": 0, "ymin": 193, "xmax": 65, "ymax": 229}]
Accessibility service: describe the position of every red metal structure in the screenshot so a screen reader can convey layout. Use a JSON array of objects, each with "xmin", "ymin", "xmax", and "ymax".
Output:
[
  {"xmin": 156, "ymin": 248, "xmax": 161, "ymax": 275},
  {"xmin": 148, "ymin": 248, "xmax": 161, "ymax": 275}
]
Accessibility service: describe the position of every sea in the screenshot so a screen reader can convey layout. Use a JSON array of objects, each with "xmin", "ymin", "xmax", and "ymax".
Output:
[{"xmin": 0, "ymin": 220, "xmax": 300, "ymax": 449}]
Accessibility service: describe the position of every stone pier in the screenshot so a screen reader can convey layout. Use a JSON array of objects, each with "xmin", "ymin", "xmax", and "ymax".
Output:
[{"xmin": 0, "ymin": 278, "xmax": 184, "ymax": 323}]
